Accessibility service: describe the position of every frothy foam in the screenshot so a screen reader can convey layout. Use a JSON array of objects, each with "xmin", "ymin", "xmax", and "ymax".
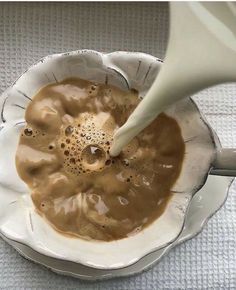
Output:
[{"xmin": 57, "ymin": 113, "xmax": 114, "ymax": 175}]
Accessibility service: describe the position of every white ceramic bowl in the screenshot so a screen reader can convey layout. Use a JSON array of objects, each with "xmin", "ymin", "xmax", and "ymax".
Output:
[{"xmin": 0, "ymin": 50, "xmax": 235, "ymax": 269}]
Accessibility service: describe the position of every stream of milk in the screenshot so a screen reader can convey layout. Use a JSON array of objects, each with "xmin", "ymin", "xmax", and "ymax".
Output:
[{"xmin": 110, "ymin": 2, "xmax": 236, "ymax": 157}]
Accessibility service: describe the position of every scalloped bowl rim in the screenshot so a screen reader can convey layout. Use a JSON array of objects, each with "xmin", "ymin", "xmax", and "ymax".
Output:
[{"xmin": 0, "ymin": 50, "xmax": 217, "ymax": 269}]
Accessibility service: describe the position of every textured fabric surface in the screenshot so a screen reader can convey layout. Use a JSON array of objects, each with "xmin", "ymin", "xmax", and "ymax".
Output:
[{"xmin": 0, "ymin": 2, "xmax": 235, "ymax": 289}]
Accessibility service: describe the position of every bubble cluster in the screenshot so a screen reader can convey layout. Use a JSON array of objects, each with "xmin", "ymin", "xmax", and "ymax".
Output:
[
  {"xmin": 22, "ymin": 126, "xmax": 42, "ymax": 139},
  {"xmin": 22, "ymin": 117, "xmax": 141, "ymax": 183},
  {"xmin": 87, "ymin": 84, "xmax": 99, "ymax": 97},
  {"xmin": 22, "ymin": 126, "xmax": 56, "ymax": 153},
  {"xmin": 58, "ymin": 114, "xmax": 113, "ymax": 176}
]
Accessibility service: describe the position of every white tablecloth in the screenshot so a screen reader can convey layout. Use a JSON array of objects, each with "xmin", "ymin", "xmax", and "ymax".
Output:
[{"xmin": 0, "ymin": 3, "xmax": 235, "ymax": 289}]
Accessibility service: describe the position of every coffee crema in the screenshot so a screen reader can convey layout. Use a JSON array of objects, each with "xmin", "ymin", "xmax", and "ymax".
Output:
[{"xmin": 15, "ymin": 78, "xmax": 185, "ymax": 241}]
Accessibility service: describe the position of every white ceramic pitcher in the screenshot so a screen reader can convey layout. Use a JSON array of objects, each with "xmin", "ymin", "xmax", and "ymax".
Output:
[{"xmin": 110, "ymin": 2, "xmax": 236, "ymax": 177}]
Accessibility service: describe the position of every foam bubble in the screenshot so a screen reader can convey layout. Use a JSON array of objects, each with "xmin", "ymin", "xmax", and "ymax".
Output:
[
  {"xmin": 24, "ymin": 128, "xmax": 33, "ymax": 136},
  {"xmin": 65, "ymin": 125, "xmax": 73, "ymax": 136}
]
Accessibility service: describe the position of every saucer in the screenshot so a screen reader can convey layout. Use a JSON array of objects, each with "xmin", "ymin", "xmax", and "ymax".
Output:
[{"xmin": 1, "ymin": 175, "xmax": 233, "ymax": 280}]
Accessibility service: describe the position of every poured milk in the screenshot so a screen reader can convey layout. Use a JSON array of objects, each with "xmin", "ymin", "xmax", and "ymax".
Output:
[{"xmin": 110, "ymin": 2, "xmax": 236, "ymax": 156}]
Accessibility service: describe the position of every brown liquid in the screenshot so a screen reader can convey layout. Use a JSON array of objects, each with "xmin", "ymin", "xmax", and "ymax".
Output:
[{"xmin": 15, "ymin": 78, "xmax": 185, "ymax": 241}]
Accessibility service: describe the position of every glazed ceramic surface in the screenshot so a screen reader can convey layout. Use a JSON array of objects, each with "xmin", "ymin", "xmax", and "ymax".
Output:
[{"xmin": 0, "ymin": 50, "xmax": 223, "ymax": 269}]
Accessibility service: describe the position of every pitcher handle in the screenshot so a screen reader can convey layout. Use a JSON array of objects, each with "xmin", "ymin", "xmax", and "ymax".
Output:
[{"xmin": 210, "ymin": 148, "xmax": 236, "ymax": 176}]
